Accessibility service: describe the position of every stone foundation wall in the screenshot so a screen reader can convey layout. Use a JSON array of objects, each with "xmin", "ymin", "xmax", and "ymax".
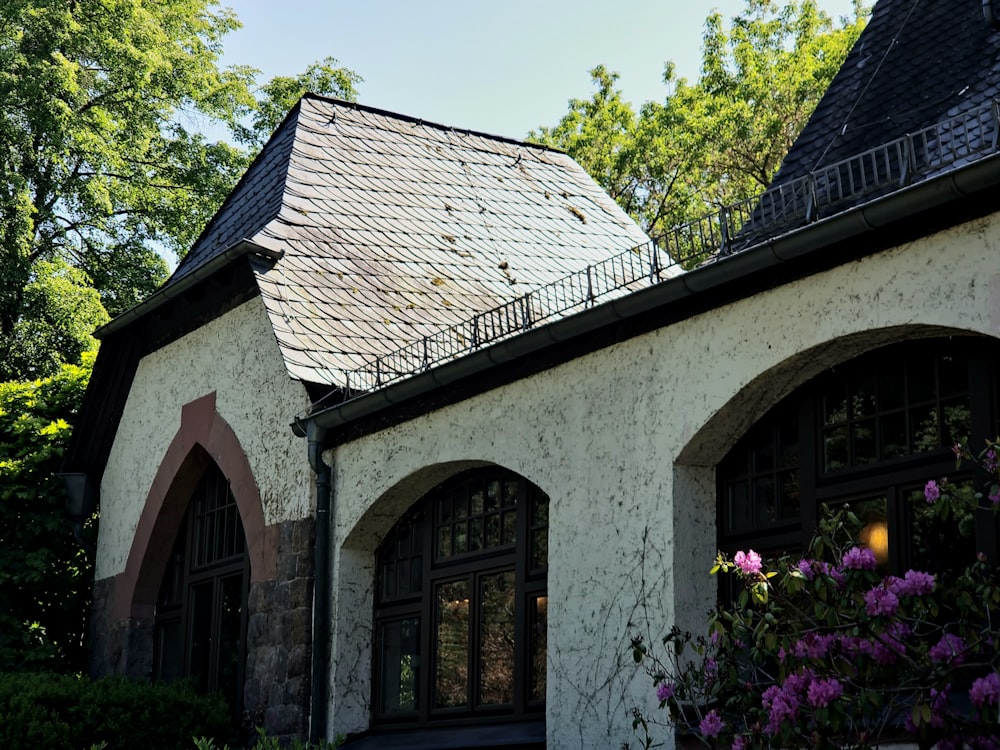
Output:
[
  {"xmin": 89, "ymin": 515, "xmax": 316, "ymax": 744},
  {"xmin": 89, "ymin": 576, "xmax": 153, "ymax": 679},
  {"xmin": 244, "ymin": 516, "xmax": 316, "ymax": 741}
]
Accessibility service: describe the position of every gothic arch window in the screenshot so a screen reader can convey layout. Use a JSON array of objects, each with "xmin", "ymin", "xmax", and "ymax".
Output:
[
  {"xmin": 153, "ymin": 460, "xmax": 249, "ymax": 716},
  {"xmin": 718, "ymin": 337, "xmax": 999, "ymax": 579},
  {"xmin": 373, "ymin": 467, "xmax": 548, "ymax": 730}
]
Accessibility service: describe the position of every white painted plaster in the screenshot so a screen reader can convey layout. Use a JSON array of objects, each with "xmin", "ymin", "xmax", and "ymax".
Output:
[
  {"xmin": 325, "ymin": 212, "xmax": 1000, "ymax": 747},
  {"xmin": 96, "ymin": 296, "xmax": 313, "ymax": 581}
]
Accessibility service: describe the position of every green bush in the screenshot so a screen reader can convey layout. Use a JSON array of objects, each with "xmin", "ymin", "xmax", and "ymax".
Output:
[{"xmin": 0, "ymin": 673, "xmax": 229, "ymax": 750}]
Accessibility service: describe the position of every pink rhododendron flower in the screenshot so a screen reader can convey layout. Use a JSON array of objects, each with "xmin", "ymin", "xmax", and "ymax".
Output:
[
  {"xmin": 734, "ymin": 549, "xmax": 762, "ymax": 575},
  {"xmin": 970, "ymin": 672, "xmax": 1000, "ymax": 708},
  {"xmin": 929, "ymin": 634, "xmax": 966, "ymax": 665},
  {"xmin": 896, "ymin": 569, "xmax": 935, "ymax": 596},
  {"xmin": 732, "ymin": 736, "xmax": 746, "ymax": 750},
  {"xmin": 656, "ymin": 682, "xmax": 674, "ymax": 702},
  {"xmin": 763, "ymin": 684, "xmax": 800, "ymax": 735},
  {"xmin": 842, "ymin": 546, "xmax": 877, "ymax": 570},
  {"xmin": 792, "ymin": 633, "xmax": 835, "ymax": 660},
  {"xmin": 699, "ymin": 709, "xmax": 724, "ymax": 738},
  {"xmin": 796, "ymin": 558, "xmax": 815, "ymax": 580},
  {"xmin": 807, "ymin": 677, "xmax": 843, "ymax": 707},
  {"xmin": 925, "ymin": 479, "xmax": 941, "ymax": 503},
  {"xmin": 990, "ymin": 485, "xmax": 1000, "ymax": 505},
  {"xmin": 865, "ymin": 586, "xmax": 900, "ymax": 616}
]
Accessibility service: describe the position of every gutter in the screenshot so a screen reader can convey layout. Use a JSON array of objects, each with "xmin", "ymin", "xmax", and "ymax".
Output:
[
  {"xmin": 95, "ymin": 239, "xmax": 283, "ymax": 339},
  {"xmin": 306, "ymin": 422, "xmax": 332, "ymax": 744},
  {"xmin": 295, "ymin": 151, "xmax": 1000, "ymax": 439}
]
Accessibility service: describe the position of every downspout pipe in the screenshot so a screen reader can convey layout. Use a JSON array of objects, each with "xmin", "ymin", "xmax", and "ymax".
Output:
[{"xmin": 307, "ymin": 421, "xmax": 331, "ymax": 744}]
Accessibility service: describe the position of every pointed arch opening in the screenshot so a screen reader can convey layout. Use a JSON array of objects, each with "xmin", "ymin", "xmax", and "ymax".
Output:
[{"xmin": 152, "ymin": 459, "xmax": 249, "ymax": 697}]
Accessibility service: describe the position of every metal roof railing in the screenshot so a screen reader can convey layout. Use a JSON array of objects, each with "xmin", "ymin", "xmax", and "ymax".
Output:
[{"xmin": 326, "ymin": 100, "xmax": 1000, "ymax": 407}]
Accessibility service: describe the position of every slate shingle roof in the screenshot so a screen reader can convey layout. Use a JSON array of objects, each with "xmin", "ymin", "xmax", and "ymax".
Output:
[
  {"xmin": 168, "ymin": 95, "xmax": 649, "ymax": 384},
  {"xmin": 773, "ymin": 0, "xmax": 1000, "ymax": 186}
]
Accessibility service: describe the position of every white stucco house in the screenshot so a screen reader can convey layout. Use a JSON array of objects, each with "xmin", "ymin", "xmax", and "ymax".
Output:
[{"xmin": 65, "ymin": 1, "xmax": 1000, "ymax": 747}]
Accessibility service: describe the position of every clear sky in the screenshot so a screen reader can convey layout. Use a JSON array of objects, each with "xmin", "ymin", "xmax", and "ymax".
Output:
[{"xmin": 219, "ymin": 0, "xmax": 863, "ymax": 141}]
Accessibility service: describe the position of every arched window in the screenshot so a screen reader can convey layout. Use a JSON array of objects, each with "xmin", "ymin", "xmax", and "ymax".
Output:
[
  {"xmin": 718, "ymin": 337, "xmax": 999, "ymax": 577},
  {"xmin": 373, "ymin": 468, "xmax": 548, "ymax": 730},
  {"xmin": 153, "ymin": 461, "xmax": 249, "ymax": 717}
]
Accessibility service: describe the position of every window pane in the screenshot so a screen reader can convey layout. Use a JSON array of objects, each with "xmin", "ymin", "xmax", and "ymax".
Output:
[
  {"xmin": 435, "ymin": 580, "xmax": 469, "ymax": 708},
  {"xmin": 853, "ymin": 374, "xmax": 877, "ymax": 417},
  {"xmin": 853, "ymin": 419, "xmax": 876, "ymax": 465},
  {"xmin": 910, "ymin": 406, "xmax": 939, "ymax": 453},
  {"xmin": 216, "ymin": 574, "xmax": 244, "ymax": 700},
  {"xmin": 471, "ymin": 484, "xmax": 484, "ymax": 516},
  {"xmin": 379, "ymin": 618, "xmax": 420, "ymax": 714},
  {"xmin": 529, "ymin": 596, "xmax": 547, "ymax": 703},
  {"xmin": 437, "ymin": 526, "xmax": 452, "ymax": 560},
  {"xmin": 778, "ymin": 416, "xmax": 798, "ymax": 468},
  {"xmin": 155, "ymin": 619, "xmax": 183, "ymax": 681},
  {"xmin": 479, "ymin": 571, "xmax": 515, "ymax": 705},
  {"xmin": 778, "ymin": 471, "xmax": 800, "ymax": 521},
  {"xmin": 879, "ymin": 364, "xmax": 905, "ymax": 410},
  {"xmin": 942, "ymin": 398, "xmax": 971, "ymax": 446},
  {"xmin": 753, "ymin": 476, "xmax": 775, "ymax": 525},
  {"xmin": 727, "ymin": 481, "xmax": 750, "ymax": 531},
  {"xmin": 823, "ymin": 383, "xmax": 848, "ymax": 425},
  {"xmin": 531, "ymin": 529, "xmax": 548, "ymax": 571},
  {"xmin": 907, "ymin": 482, "xmax": 977, "ymax": 582},
  {"xmin": 486, "ymin": 480, "xmax": 501, "ymax": 512},
  {"xmin": 879, "ymin": 411, "xmax": 907, "ymax": 459},
  {"xmin": 486, "ymin": 514, "xmax": 501, "ymax": 548},
  {"xmin": 824, "ymin": 426, "xmax": 848, "ymax": 473},
  {"xmin": 939, "ymin": 356, "xmax": 968, "ymax": 398},
  {"xmin": 502, "ymin": 510, "xmax": 516, "ymax": 545},
  {"xmin": 752, "ymin": 439, "xmax": 774, "ymax": 473},
  {"xmin": 188, "ymin": 582, "xmax": 213, "ymax": 693},
  {"xmin": 908, "ymin": 364, "xmax": 936, "ymax": 404}
]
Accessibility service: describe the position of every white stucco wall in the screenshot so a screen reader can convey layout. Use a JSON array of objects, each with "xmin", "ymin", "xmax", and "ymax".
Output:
[
  {"xmin": 97, "ymin": 296, "xmax": 314, "ymax": 582},
  {"xmin": 325, "ymin": 211, "xmax": 1000, "ymax": 747}
]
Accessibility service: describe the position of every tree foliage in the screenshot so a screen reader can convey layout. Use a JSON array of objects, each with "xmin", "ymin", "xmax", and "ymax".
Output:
[
  {"xmin": 0, "ymin": 0, "xmax": 361, "ymax": 381},
  {"xmin": 0, "ymin": 354, "xmax": 93, "ymax": 672},
  {"xmin": 533, "ymin": 0, "xmax": 869, "ymax": 239}
]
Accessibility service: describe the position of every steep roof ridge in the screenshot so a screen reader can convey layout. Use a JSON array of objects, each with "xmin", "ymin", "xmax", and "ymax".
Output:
[
  {"xmin": 773, "ymin": 0, "xmax": 1000, "ymax": 187},
  {"xmin": 297, "ymin": 92, "xmax": 566, "ymax": 156}
]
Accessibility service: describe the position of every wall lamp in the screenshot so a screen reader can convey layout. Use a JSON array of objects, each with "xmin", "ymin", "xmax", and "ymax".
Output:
[{"xmin": 57, "ymin": 472, "xmax": 98, "ymax": 554}]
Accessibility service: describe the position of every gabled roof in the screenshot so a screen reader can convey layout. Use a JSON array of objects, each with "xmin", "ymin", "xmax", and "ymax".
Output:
[
  {"xmin": 168, "ymin": 94, "xmax": 649, "ymax": 384},
  {"xmin": 773, "ymin": 0, "xmax": 1000, "ymax": 186}
]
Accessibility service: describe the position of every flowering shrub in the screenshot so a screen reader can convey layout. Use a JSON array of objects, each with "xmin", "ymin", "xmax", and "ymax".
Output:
[{"xmin": 630, "ymin": 440, "xmax": 1000, "ymax": 750}]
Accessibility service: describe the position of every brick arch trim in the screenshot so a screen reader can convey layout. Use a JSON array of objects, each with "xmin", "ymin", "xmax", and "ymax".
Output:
[{"xmin": 112, "ymin": 392, "xmax": 277, "ymax": 620}]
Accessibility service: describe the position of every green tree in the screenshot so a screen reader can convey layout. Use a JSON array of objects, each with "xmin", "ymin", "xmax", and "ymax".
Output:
[
  {"xmin": 533, "ymin": 0, "xmax": 869, "ymax": 239},
  {"xmin": 0, "ymin": 354, "xmax": 93, "ymax": 672},
  {"xmin": 1, "ymin": 0, "xmax": 361, "ymax": 380},
  {"xmin": 1, "ymin": 260, "xmax": 108, "ymax": 382}
]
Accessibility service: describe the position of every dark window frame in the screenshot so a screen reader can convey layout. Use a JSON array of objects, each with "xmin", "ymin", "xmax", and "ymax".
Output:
[
  {"xmin": 718, "ymin": 338, "xmax": 1000, "ymax": 573},
  {"xmin": 153, "ymin": 462, "xmax": 249, "ymax": 719},
  {"xmin": 372, "ymin": 468, "xmax": 548, "ymax": 731}
]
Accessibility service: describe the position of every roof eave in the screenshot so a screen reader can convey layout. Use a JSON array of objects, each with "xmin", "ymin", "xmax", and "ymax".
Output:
[
  {"xmin": 294, "ymin": 152, "xmax": 1000, "ymax": 442},
  {"xmin": 96, "ymin": 239, "xmax": 283, "ymax": 339}
]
